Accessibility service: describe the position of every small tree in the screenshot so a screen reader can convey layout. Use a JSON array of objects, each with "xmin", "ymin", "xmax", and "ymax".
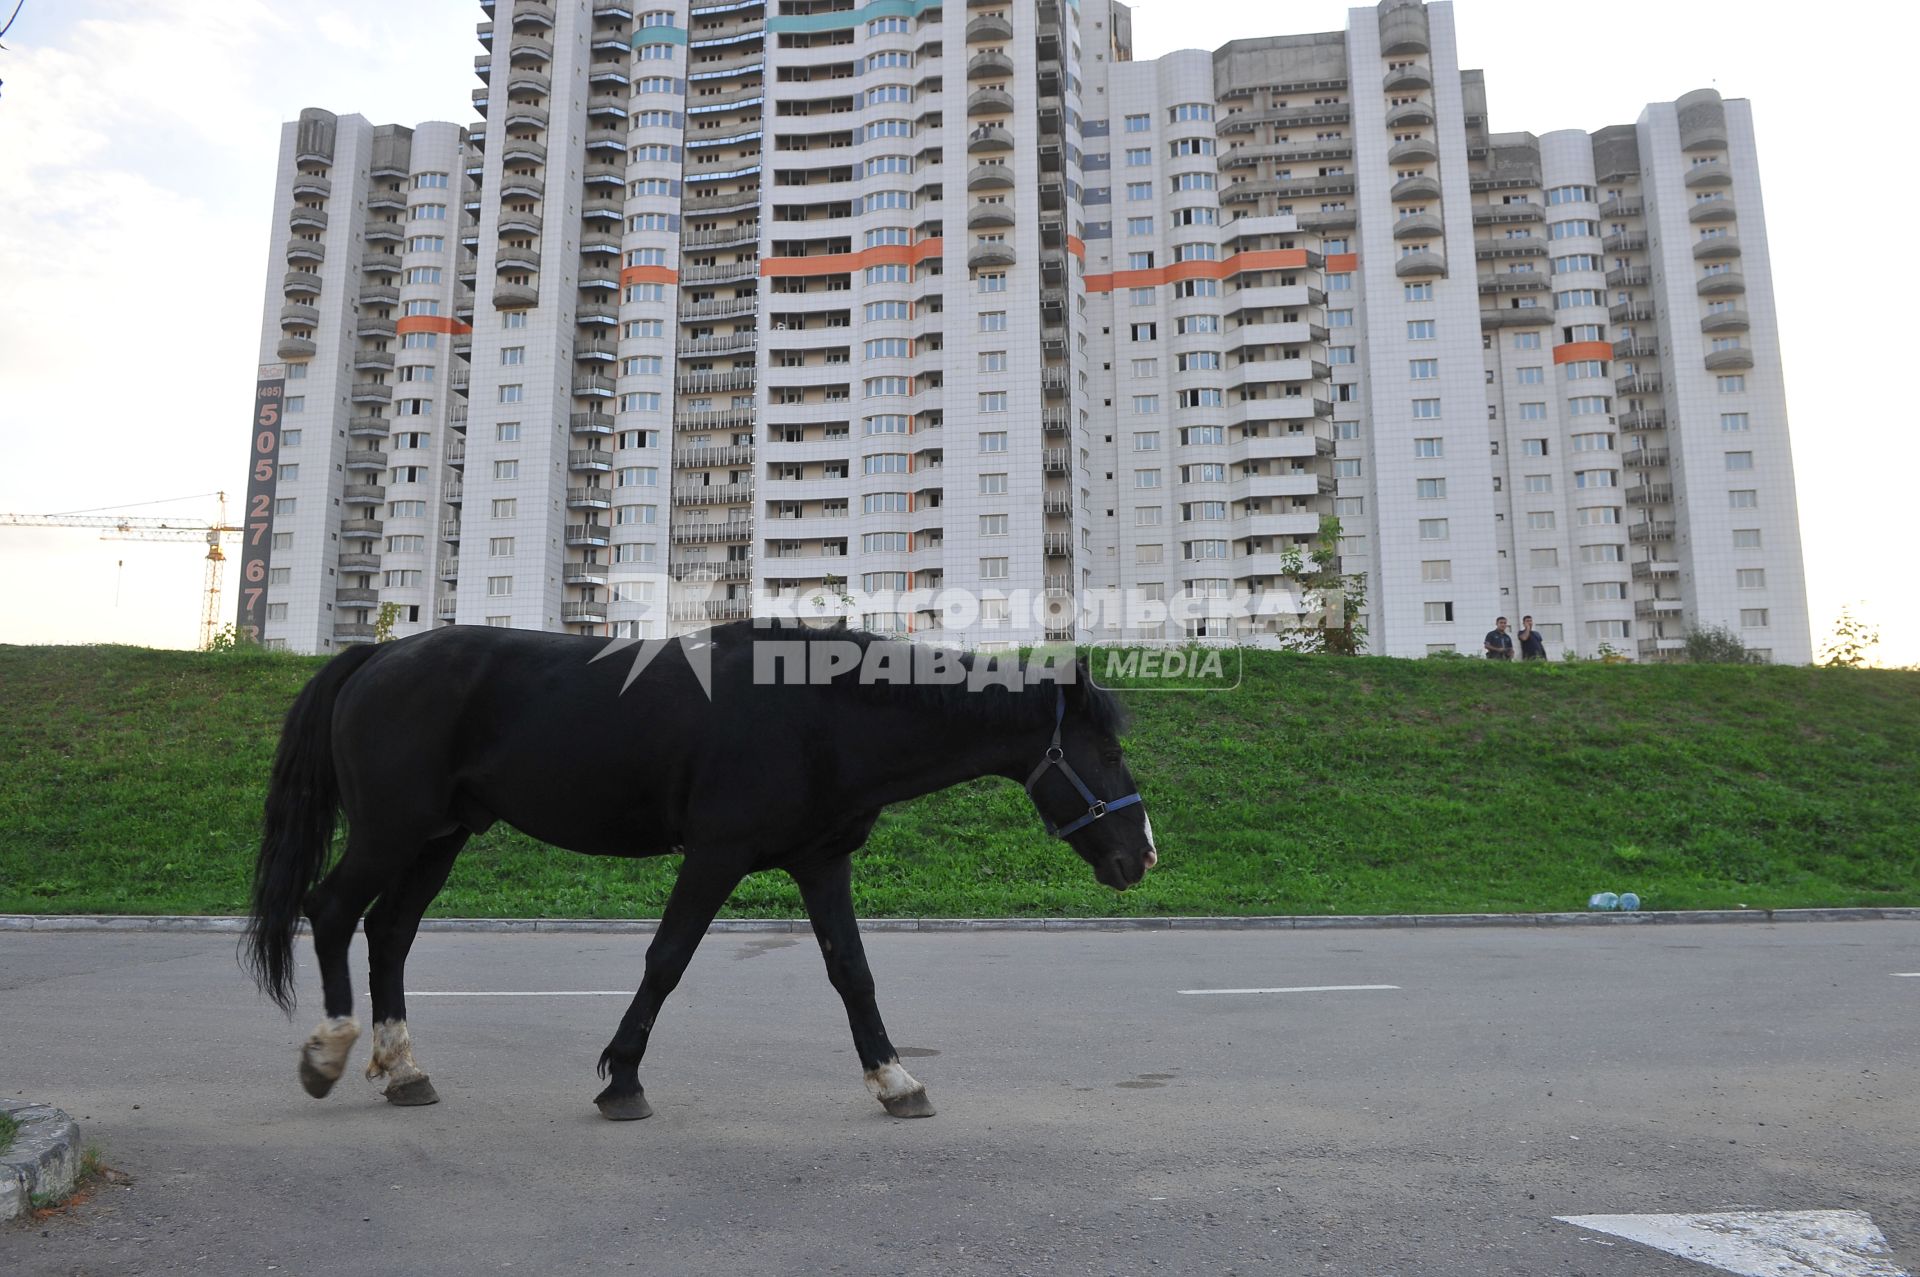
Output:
[
  {"xmin": 1821, "ymin": 605, "xmax": 1880, "ymax": 668},
  {"xmin": 1276, "ymin": 516, "xmax": 1369, "ymax": 655},
  {"xmin": 374, "ymin": 601, "xmax": 405, "ymax": 643},
  {"xmin": 1683, "ymin": 624, "xmax": 1758, "ymax": 665}
]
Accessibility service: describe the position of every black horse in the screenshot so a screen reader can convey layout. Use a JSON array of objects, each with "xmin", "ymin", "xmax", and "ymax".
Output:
[{"xmin": 244, "ymin": 622, "xmax": 1156, "ymax": 1121}]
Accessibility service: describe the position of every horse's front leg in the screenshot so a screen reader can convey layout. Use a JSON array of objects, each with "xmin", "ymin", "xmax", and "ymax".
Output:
[
  {"xmin": 593, "ymin": 852, "xmax": 744, "ymax": 1121},
  {"xmin": 790, "ymin": 855, "xmax": 933, "ymax": 1118}
]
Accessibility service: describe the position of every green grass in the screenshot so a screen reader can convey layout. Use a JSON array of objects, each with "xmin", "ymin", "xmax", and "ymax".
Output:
[
  {"xmin": 0, "ymin": 1111, "xmax": 16, "ymax": 1157},
  {"xmin": 0, "ymin": 642, "xmax": 1916, "ymax": 918}
]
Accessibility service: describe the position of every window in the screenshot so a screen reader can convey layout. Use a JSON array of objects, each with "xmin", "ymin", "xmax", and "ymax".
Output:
[
  {"xmin": 284, "ymin": 396, "xmax": 305, "ymax": 415},
  {"xmin": 1416, "ymin": 478, "xmax": 1446, "ymax": 500},
  {"xmin": 1581, "ymin": 543, "xmax": 1624, "ymax": 563},
  {"xmin": 1572, "ymin": 433, "xmax": 1614, "ymax": 452},
  {"xmin": 1727, "ymin": 489, "xmax": 1758, "ymax": 508},
  {"xmin": 491, "ymin": 499, "xmax": 517, "ymax": 518},
  {"xmin": 1135, "ymin": 469, "xmax": 1162, "ymax": 489},
  {"xmin": 1125, "ymin": 147, "xmax": 1152, "ymax": 166},
  {"xmin": 1335, "ymin": 459, "xmax": 1362, "ymax": 479},
  {"xmin": 1514, "ymin": 332, "xmax": 1542, "ymax": 351},
  {"xmin": 282, "ymin": 429, "xmax": 302, "ymax": 446},
  {"xmin": 1419, "ymin": 519, "xmax": 1449, "ymax": 541},
  {"xmin": 1404, "ymin": 283, "xmax": 1433, "ymax": 301},
  {"xmin": 1737, "ymin": 568, "xmax": 1766, "ymax": 590},
  {"xmin": 1527, "ymin": 511, "xmax": 1556, "ymax": 530},
  {"xmin": 1125, "ymin": 114, "xmax": 1151, "ymax": 132},
  {"xmin": 279, "ymin": 463, "xmax": 300, "ymax": 481},
  {"xmin": 1517, "ymin": 366, "xmax": 1545, "ymax": 385},
  {"xmin": 1329, "ymin": 309, "xmax": 1354, "ymax": 328},
  {"xmin": 1407, "ymin": 320, "xmax": 1435, "ymax": 340},
  {"xmin": 1577, "ymin": 506, "xmax": 1620, "ymax": 525},
  {"xmin": 409, "ymin": 203, "xmax": 447, "ymax": 221},
  {"xmin": 1411, "ymin": 399, "xmax": 1441, "ymax": 419},
  {"xmin": 489, "ymin": 537, "xmax": 514, "ymax": 557},
  {"xmin": 979, "ymin": 514, "xmax": 1008, "ymax": 536},
  {"xmin": 978, "ymin": 392, "xmax": 1008, "ymax": 414},
  {"xmin": 978, "ymin": 431, "xmax": 1008, "ymax": 452},
  {"xmin": 1721, "ymin": 413, "xmax": 1751, "ymax": 432},
  {"xmin": 1524, "ymin": 474, "xmax": 1552, "ymax": 493},
  {"xmin": 1127, "ymin": 216, "xmax": 1155, "ymax": 236},
  {"xmin": 1133, "ymin": 395, "xmax": 1161, "ymax": 415},
  {"xmin": 1126, "ymin": 182, "xmax": 1153, "ymax": 201},
  {"xmin": 1414, "ymin": 437, "xmax": 1443, "ymax": 458},
  {"xmin": 1718, "ymin": 375, "xmax": 1747, "ymax": 394},
  {"xmin": 1725, "ymin": 451, "xmax": 1754, "ymax": 472},
  {"xmin": 1733, "ymin": 528, "xmax": 1763, "ymax": 549},
  {"xmin": 1574, "ymin": 469, "xmax": 1616, "ymax": 489},
  {"xmin": 498, "ymin": 384, "xmax": 523, "ymax": 404},
  {"xmin": 980, "ymin": 557, "xmax": 1009, "ymax": 580},
  {"xmin": 1409, "ymin": 359, "xmax": 1438, "ymax": 380},
  {"xmin": 1134, "ymin": 431, "xmax": 1162, "ymax": 452},
  {"xmin": 1529, "ymin": 548, "xmax": 1559, "ymax": 569},
  {"xmin": 1532, "ymin": 586, "xmax": 1561, "ymax": 605},
  {"xmin": 620, "ymin": 392, "xmax": 662, "ymax": 412},
  {"xmin": 486, "ymin": 576, "xmax": 513, "ymax": 597},
  {"xmin": 1423, "ymin": 602, "xmax": 1455, "ymax": 624},
  {"xmin": 979, "ymin": 473, "xmax": 1007, "ymax": 495},
  {"xmin": 401, "ymin": 332, "xmax": 438, "ymax": 349},
  {"xmin": 1583, "ymin": 582, "xmax": 1627, "ymax": 602},
  {"xmin": 1588, "ymin": 619, "xmax": 1632, "ymax": 639},
  {"xmin": 405, "ymin": 266, "xmax": 442, "ymax": 284},
  {"xmin": 979, "ymin": 311, "xmax": 1007, "ymax": 332},
  {"xmin": 1741, "ymin": 609, "xmax": 1769, "ymax": 629},
  {"xmin": 1421, "ymin": 560, "xmax": 1452, "ymax": 582},
  {"xmin": 1135, "ymin": 507, "xmax": 1163, "ymax": 527}
]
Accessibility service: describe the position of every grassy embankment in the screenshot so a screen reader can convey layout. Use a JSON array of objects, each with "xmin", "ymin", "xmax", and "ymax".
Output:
[{"xmin": 0, "ymin": 643, "xmax": 1915, "ymax": 917}]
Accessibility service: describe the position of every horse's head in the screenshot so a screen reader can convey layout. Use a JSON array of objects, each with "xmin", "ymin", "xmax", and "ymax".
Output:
[{"xmin": 1024, "ymin": 674, "xmax": 1157, "ymax": 891}]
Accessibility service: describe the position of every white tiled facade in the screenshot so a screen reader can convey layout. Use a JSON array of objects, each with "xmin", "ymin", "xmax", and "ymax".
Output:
[{"xmin": 252, "ymin": 0, "xmax": 1809, "ymax": 662}]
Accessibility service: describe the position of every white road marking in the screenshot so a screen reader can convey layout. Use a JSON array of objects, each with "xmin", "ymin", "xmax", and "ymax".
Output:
[
  {"xmin": 1177, "ymin": 984, "xmax": 1399, "ymax": 996},
  {"xmin": 1556, "ymin": 1210, "xmax": 1908, "ymax": 1277},
  {"xmin": 1894, "ymin": 973, "xmax": 1920, "ymax": 978},
  {"xmin": 410, "ymin": 990, "xmax": 631, "ymax": 997}
]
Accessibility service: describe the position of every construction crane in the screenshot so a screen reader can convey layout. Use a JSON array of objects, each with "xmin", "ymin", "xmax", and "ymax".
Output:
[{"xmin": 1, "ymin": 492, "xmax": 244, "ymax": 649}]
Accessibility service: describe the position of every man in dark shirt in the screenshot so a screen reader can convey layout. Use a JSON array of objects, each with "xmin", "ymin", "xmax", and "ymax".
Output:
[
  {"xmin": 1484, "ymin": 616, "xmax": 1514, "ymax": 660},
  {"xmin": 1518, "ymin": 615, "xmax": 1548, "ymax": 661}
]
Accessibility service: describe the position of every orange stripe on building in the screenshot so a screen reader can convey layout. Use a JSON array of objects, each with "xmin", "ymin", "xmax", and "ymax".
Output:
[
  {"xmin": 759, "ymin": 239, "xmax": 945, "ymax": 277},
  {"xmin": 1067, "ymin": 235, "xmax": 1085, "ymax": 260},
  {"xmin": 395, "ymin": 316, "xmax": 473, "ymax": 335},
  {"xmin": 1325, "ymin": 253, "xmax": 1358, "ymax": 273},
  {"xmin": 1083, "ymin": 247, "xmax": 1311, "ymax": 294},
  {"xmin": 1552, "ymin": 340, "xmax": 1612, "ymax": 365},
  {"xmin": 619, "ymin": 265, "xmax": 679, "ymax": 286}
]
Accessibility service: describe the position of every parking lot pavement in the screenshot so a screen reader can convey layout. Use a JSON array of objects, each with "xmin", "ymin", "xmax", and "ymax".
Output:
[{"xmin": 2, "ymin": 921, "xmax": 1915, "ymax": 1276}]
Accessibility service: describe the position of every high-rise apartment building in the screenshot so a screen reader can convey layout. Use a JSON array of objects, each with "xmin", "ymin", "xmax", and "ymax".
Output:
[{"xmin": 249, "ymin": 0, "xmax": 1809, "ymax": 663}]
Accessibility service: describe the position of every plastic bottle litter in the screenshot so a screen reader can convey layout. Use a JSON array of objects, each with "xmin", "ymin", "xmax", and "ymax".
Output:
[
  {"xmin": 1587, "ymin": 892, "xmax": 1619, "ymax": 911},
  {"xmin": 1618, "ymin": 892, "xmax": 1641, "ymax": 912}
]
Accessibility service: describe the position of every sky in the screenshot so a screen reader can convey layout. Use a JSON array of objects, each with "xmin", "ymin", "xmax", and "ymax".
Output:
[{"xmin": 0, "ymin": 0, "xmax": 1907, "ymax": 663}]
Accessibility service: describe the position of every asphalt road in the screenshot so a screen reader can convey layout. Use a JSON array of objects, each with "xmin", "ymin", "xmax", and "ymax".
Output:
[{"xmin": 2, "ymin": 921, "xmax": 1916, "ymax": 1276}]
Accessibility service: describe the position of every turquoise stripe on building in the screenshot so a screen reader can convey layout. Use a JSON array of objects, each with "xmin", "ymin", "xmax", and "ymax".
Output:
[
  {"xmin": 766, "ymin": 0, "xmax": 942, "ymax": 35},
  {"xmin": 631, "ymin": 26, "xmax": 689, "ymax": 47}
]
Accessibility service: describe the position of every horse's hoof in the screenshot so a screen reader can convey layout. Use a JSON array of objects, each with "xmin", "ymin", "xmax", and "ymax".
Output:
[
  {"xmin": 384, "ymin": 1076, "xmax": 440, "ymax": 1107},
  {"xmin": 881, "ymin": 1088, "xmax": 936, "ymax": 1119},
  {"xmin": 594, "ymin": 1089, "xmax": 653, "ymax": 1122},
  {"xmin": 299, "ymin": 1056, "xmax": 339, "ymax": 1099}
]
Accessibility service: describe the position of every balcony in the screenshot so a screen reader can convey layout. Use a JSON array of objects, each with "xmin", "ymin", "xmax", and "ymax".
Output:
[
  {"xmin": 571, "ymin": 411, "xmax": 615, "ymax": 435},
  {"xmin": 277, "ymin": 336, "xmax": 317, "ymax": 360},
  {"xmin": 442, "ymin": 521, "xmax": 463, "ymax": 541},
  {"xmin": 1697, "ymin": 270, "xmax": 1746, "ymax": 296},
  {"xmin": 1477, "ymin": 306, "xmax": 1551, "ymax": 328},
  {"xmin": 1704, "ymin": 347, "xmax": 1755, "ymax": 371},
  {"xmin": 966, "ymin": 12, "xmax": 1012, "ymax": 40},
  {"xmin": 1684, "ymin": 162, "xmax": 1732, "ymax": 190},
  {"xmin": 283, "ymin": 269, "xmax": 322, "ymax": 297},
  {"xmin": 1605, "ymin": 267, "xmax": 1649, "ymax": 289},
  {"xmin": 968, "ymin": 125, "xmax": 1014, "ymax": 154},
  {"xmin": 1395, "ymin": 250, "xmax": 1446, "ymax": 278},
  {"xmin": 362, "ymin": 251, "xmax": 402, "ymax": 274},
  {"xmin": 567, "ymin": 487, "xmax": 614, "ymax": 510},
  {"xmin": 1043, "ymin": 532, "xmax": 1073, "ymax": 557},
  {"xmin": 670, "ymin": 559, "xmax": 753, "ymax": 582},
  {"xmin": 285, "ymin": 240, "xmax": 324, "ymax": 266},
  {"xmin": 968, "ymin": 86, "xmax": 1013, "ymax": 117},
  {"xmin": 1688, "ymin": 197, "xmax": 1736, "ymax": 224},
  {"xmin": 291, "ymin": 174, "xmax": 332, "ymax": 201},
  {"xmin": 363, "ymin": 222, "xmax": 403, "ymax": 244},
  {"xmin": 581, "ymin": 197, "xmax": 623, "ymax": 223},
  {"xmin": 493, "ymin": 283, "xmax": 539, "ymax": 309},
  {"xmin": 674, "ymin": 481, "xmax": 754, "ymax": 505},
  {"xmin": 968, "ymin": 50, "xmax": 1014, "ymax": 79},
  {"xmin": 334, "ymin": 623, "xmax": 377, "ymax": 643},
  {"xmin": 345, "ymin": 448, "xmax": 387, "ymax": 470},
  {"xmin": 335, "ymin": 587, "xmax": 380, "ymax": 607},
  {"xmin": 1040, "ymin": 448, "xmax": 1071, "ymax": 474},
  {"xmin": 1478, "ymin": 271, "xmax": 1546, "ymax": 293},
  {"xmin": 676, "ymin": 369, "xmax": 756, "ymax": 393},
  {"xmin": 1473, "ymin": 202, "xmax": 1541, "ymax": 225},
  {"xmin": 1598, "ymin": 196, "xmax": 1643, "ymax": 219},
  {"xmin": 573, "ymin": 339, "xmax": 618, "ymax": 363},
  {"xmin": 507, "ymin": 70, "xmax": 551, "ymax": 99},
  {"xmin": 496, "ymin": 245, "xmax": 542, "ymax": 273},
  {"xmin": 358, "ymin": 283, "xmax": 400, "ymax": 307},
  {"xmin": 289, "ymin": 205, "xmax": 328, "ymax": 233},
  {"xmin": 563, "ymin": 562, "xmax": 610, "ymax": 585},
  {"xmin": 1619, "ymin": 410, "xmax": 1665, "ymax": 431},
  {"xmin": 969, "ymin": 241, "xmax": 1015, "ymax": 269},
  {"xmin": 578, "ymin": 303, "xmax": 618, "ymax": 326},
  {"xmin": 1602, "ymin": 231, "xmax": 1645, "ymax": 254},
  {"xmin": 1626, "ymin": 483, "xmax": 1674, "ymax": 507},
  {"xmin": 562, "ymin": 601, "xmax": 609, "ymax": 625},
  {"xmin": 1385, "ymin": 99, "xmax": 1435, "ymax": 129},
  {"xmin": 353, "ymin": 347, "xmax": 396, "ymax": 370},
  {"xmin": 968, "ymin": 163, "xmax": 1014, "ymax": 191},
  {"xmin": 366, "ymin": 191, "xmax": 405, "ymax": 213},
  {"xmin": 1627, "ymin": 521, "xmax": 1676, "ymax": 544},
  {"xmin": 967, "ymin": 203, "xmax": 1014, "ymax": 229},
  {"xmin": 1391, "ymin": 174, "xmax": 1441, "ymax": 202},
  {"xmin": 572, "ymin": 373, "xmax": 615, "ymax": 398},
  {"xmin": 1693, "ymin": 236, "xmax": 1741, "ymax": 261},
  {"xmin": 339, "ymin": 552, "xmax": 382, "ymax": 574},
  {"xmin": 348, "ymin": 416, "xmax": 390, "ymax": 438},
  {"xmin": 1615, "ymin": 374, "xmax": 1662, "ymax": 396},
  {"xmin": 1610, "ymin": 301, "xmax": 1654, "ymax": 324},
  {"xmin": 1631, "ymin": 559, "xmax": 1680, "ymax": 581},
  {"xmin": 680, "ymin": 331, "xmax": 757, "ymax": 355},
  {"xmin": 1623, "ymin": 448, "xmax": 1670, "ymax": 469},
  {"xmin": 1393, "ymin": 212, "xmax": 1442, "ymax": 240},
  {"xmin": 1700, "ymin": 308, "xmax": 1750, "ymax": 334},
  {"xmin": 1383, "ymin": 64, "xmax": 1432, "ymax": 91},
  {"xmin": 350, "ymin": 382, "xmax": 394, "ymax": 404},
  {"xmin": 565, "ymin": 523, "xmax": 613, "ymax": 547},
  {"xmin": 1613, "ymin": 337, "xmax": 1657, "ymax": 360},
  {"xmin": 1390, "ymin": 136, "xmax": 1436, "ymax": 164},
  {"xmin": 501, "ymin": 136, "xmax": 547, "ymax": 168},
  {"xmin": 340, "ymin": 519, "xmax": 385, "ymax": 539},
  {"xmin": 674, "ymin": 443, "xmax": 754, "ymax": 467},
  {"xmin": 670, "ymin": 520, "xmax": 755, "ymax": 544},
  {"xmin": 1633, "ymin": 597, "xmax": 1686, "ymax": 622}
]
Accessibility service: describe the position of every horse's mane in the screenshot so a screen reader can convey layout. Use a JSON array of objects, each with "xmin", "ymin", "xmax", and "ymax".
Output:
[{"xmin": 710, "ymin": 620, "xmax": 1130, "ymax": 737}]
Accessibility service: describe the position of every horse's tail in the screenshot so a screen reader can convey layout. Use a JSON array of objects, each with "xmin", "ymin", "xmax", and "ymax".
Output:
[{"xmin": 244, "ymin": 643, "xmax": 381, "ymax": 1014}]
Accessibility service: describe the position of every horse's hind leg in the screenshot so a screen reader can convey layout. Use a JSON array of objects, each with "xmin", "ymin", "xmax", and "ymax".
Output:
[
  {"xmin": 363, "ymin": 830, "xmax": 468, "ymax": 1107},
  {"xmin": 296, "ymin": 837, "xmax": 406, "ymax": 1099}
]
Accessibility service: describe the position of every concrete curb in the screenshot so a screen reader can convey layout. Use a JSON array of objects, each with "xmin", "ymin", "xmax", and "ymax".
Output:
[
  {"xmin": 0, "ymin": 1101, "xmax": 81, "ymax": 1223},
  {"xmin": 1, "ymin": 907, "xmax": 1915, "ymax": 935}
]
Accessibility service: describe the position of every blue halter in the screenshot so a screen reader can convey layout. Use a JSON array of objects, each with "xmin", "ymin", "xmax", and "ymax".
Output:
[{"xmin": 1024, "ymin": 686, "xmax": 1144, "ymax": 840}]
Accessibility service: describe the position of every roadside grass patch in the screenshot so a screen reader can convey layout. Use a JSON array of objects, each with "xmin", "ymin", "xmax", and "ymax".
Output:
[{"xmin": 1, "ymin": 643, "xmax": 1916, "ymax": 918}]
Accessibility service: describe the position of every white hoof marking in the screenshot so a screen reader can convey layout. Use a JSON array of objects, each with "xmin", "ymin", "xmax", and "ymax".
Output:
[
  {"xmin": 364, "ymin": 1019, "xmax": 427, "ymax": 1086},
  {"xmin": 864, "ymin": 1058, "xmax": 924, "ymax": 1103},
  {"xmin": 302, "ymin": 1015, "xmax": 360, "ymax": 1083}
]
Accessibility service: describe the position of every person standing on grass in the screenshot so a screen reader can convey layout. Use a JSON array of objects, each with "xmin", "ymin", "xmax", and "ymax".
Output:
[
  {"xmin": 1484, "ymin": 616, "xmax": 1514, "ymax": 660},
  {"xmin": 1518, "ymin": 615, "xmax": 1547, "ymax": 661}
]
